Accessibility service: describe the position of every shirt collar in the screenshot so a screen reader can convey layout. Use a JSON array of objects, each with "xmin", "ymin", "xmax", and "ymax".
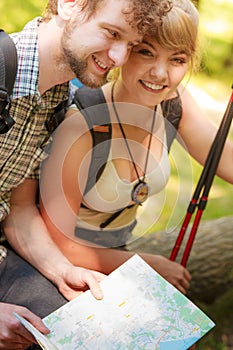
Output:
[{"xmin": 11, "ymin": 17, "xmax": 41, "ymax": 99}]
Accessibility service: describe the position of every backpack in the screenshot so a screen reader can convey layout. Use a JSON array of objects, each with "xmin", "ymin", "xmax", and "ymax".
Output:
[
  {"xmin": 0, "ymin": 29, "xmax": 17, "ymax": 134},
  {"xmin": 73, "ymin": 86, "xmax": 182, "ymax": 196}
]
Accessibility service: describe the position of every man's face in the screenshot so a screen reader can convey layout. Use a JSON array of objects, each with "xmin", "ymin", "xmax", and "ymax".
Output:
[{"xmin": 61, "ymin": 0, "xmax": 142, "ymax": 88}]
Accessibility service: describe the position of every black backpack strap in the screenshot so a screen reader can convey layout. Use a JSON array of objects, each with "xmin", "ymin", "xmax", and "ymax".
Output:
[
  {"xmin": 161, "ymin": 93, "xmax": 182, "ymax": 151},
  {"xmin": 73, "ymin": 87, "xmax": 181, "ymax": 193},
  {"xmin": 0, "ymin": 29, "xmax": 18, "ymax": 133},
  {"xmin": 45, "ymin": 99, "xmax": 69, "ymax": 133},
  {"xmin": 73, "ymin": 86, "xmax": 112, "ymax": 195}
]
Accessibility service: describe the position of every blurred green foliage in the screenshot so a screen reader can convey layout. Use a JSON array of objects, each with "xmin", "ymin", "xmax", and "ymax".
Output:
[
  {"xmin": 194, "ymin": 0, "xmax": 233, "ymax": 99},
  {"xmin": 0, "ymin": 0, "xmax": 46, "ymax": 32}
]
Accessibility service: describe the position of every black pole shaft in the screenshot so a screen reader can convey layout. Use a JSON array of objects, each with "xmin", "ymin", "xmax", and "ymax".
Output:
[{"xmin": 170, "ymin": 86, "xmax": 233, "ymax": 264}]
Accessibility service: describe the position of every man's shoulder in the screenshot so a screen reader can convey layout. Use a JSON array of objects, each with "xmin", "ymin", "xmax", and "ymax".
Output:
[{"xmin": 10, "ymin": 18, "xmax": 41, "ymax": 99}]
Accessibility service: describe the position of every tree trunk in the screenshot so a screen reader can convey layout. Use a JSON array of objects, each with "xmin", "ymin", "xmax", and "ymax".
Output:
[{"xmin": 126, "ymin": 216, "xmax": 233, "ymax": 304}]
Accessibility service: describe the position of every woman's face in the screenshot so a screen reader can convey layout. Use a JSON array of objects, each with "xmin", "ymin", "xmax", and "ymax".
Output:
[{"xmin": 120, "ymin": 36, "xmax": 190, "ymax": 106}]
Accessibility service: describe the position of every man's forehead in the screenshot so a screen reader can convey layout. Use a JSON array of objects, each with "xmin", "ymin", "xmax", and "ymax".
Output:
[
  {"xmin": 89, "ymin": 0, "xmax": 141, "ymax": 36},
  {"xmin": 94, "ymin": 0, "xmax": 134, "ymax": 18}
]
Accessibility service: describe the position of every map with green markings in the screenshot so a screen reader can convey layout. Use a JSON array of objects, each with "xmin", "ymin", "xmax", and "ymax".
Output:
[{"xmin": 15, "ymin": 255, "xmax": 215, "ymax": 349}]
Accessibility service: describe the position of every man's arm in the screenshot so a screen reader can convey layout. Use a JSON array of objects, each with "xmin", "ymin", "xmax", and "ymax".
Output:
[{"xmin": 3, "ymin": 179, "xmax": 105, "ymax": 301}]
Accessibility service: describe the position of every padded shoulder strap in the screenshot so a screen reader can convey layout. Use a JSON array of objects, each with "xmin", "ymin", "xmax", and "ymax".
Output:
[
  {"xmin": 73, "ymin": 86, "xmax": 112, "ymax": 195},
  {"xmin": 0, "ymin": 30, "xmax": 17, "ymax": 106},
  {"xmin": 0, "ymin": 29, "xmax": 18, "ymax": 133},
  {"xmin": 161, "ymin": 93, "xmax": 182, "ymax": 151}
]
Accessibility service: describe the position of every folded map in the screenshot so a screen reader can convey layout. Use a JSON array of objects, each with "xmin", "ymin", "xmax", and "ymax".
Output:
[{"xmin": 15, "ymin": 254, "xmax": 215, "ymax": 349}]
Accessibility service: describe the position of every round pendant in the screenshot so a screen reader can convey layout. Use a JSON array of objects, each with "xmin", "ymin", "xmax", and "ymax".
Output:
[{"xmin": 132, "ymin": 181, "xmax": 149, "ymax": 204}]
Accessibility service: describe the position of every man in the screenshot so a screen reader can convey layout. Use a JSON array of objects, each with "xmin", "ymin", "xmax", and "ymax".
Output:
[{"xmin": 0, "ymin": 0, "xmax": 172, "ymax": 348}]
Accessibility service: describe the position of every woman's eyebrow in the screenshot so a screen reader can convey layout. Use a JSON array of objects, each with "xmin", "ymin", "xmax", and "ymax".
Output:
[{"xmin": 172, "ymin": 50, "xmax": 188, "ymax": 55}]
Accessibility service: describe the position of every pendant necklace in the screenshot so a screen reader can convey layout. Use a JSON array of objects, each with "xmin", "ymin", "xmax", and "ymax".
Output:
[{"xmin": 111, "ymin": 81, "xmax": 156, "ymax": 205}]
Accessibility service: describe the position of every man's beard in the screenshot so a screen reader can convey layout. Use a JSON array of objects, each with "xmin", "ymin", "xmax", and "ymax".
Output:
[{"xmin": 62, "ymin": 46, "xmax": 108, "ymax": 88}]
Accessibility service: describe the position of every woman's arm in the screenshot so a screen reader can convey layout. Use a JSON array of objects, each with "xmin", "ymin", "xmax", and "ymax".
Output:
[
  {"xmin": 178, "ymin": 86, "xmax": 233, "ymax": 184},
  {"xmin": 38, "ymin": 219, "xmax": 191, "ymax": 295},
  {"xmin": 40, "ymin": 108, "xmax": 93, "ymax": 239}
]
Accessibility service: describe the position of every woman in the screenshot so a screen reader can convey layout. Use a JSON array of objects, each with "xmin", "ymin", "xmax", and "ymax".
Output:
[{"xmin": 39, "ymin": 0, "xmax": 233, "ymax": 295}]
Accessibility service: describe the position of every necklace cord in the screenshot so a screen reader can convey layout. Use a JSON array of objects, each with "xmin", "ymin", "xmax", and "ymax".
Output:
[{"xmin": 111, "ymin": 81, "xmax": 157, "ymax": 183}]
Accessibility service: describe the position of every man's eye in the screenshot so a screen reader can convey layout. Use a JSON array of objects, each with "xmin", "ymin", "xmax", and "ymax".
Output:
[
  {"xmin": 108, "ymin": 29, "xmax": 118, "ymax": 38},
  {"xmin": 128, "ymin": 42, "xmax": 135, "ymax": 49}
]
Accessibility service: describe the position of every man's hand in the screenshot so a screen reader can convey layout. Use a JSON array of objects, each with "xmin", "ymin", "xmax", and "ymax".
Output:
[
  {"xmin": 0, "ymin": 303, "xmax": 49, "ymax": 349},
  {"xmin": 57, "ymin": 265, "xmax": 106, "ymax": 301}
]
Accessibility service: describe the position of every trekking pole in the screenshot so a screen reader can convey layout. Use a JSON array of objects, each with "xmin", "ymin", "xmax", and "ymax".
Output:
[{"xmin": 170, "ymin": 85, "xmax": 233, "ymax": 267}]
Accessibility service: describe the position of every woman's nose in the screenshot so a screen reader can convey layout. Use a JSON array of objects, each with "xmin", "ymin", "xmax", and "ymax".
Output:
[{"xmin": 150, "ymin": 64, "xmax": 168, "ymax": 81}]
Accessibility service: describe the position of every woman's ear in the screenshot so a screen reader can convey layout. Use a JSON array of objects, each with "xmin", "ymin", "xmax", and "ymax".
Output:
[{"xmin": 58, "ymin": 0, "xmax": 77, "ymax": 20}]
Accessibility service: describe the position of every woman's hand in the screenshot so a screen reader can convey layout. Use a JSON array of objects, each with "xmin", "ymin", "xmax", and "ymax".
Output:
[{"xmin": 141, "ymin": 253, "xmax": 191, "ymax": 294}]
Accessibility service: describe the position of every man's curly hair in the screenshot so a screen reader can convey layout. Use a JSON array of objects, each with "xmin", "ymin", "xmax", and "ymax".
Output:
[{"xmin": 43, "ymin": 0, "xmax": 172, "ymax": 34}]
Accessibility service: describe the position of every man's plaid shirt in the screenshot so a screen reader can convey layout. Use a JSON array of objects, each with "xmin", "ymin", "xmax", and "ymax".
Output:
[{"xmin": 0, "ymin": 17, "xmax": 69, "ymax": 221}]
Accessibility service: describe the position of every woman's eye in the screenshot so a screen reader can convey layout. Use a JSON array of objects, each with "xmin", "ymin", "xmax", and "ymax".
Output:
[
  {"xmin": 137, "ymin": 49, "xmax": 153, "ymax": 56},
  {"xmin": 172, "ymin": 57, "xmax": 188, "ymax": 65}
]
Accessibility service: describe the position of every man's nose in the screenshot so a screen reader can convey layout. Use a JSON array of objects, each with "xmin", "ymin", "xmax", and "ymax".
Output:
[{"xmin": 108, "ymin": 42, "xmax": 130, "ymax": 67}]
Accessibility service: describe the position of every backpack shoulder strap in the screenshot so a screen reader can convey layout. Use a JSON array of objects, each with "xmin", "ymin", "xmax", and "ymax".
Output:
[
  {"xmin": 73, "ymin": 86, "xmax": 112, "ymax": 195},
  {"xmin": 45, "ymin": 98, "xmax": 69, "ymax": 132},
  {"xmin": 0, "ymin": 29, "xmax": 18, "ymax": 133},
  {"xmin": 161, "ymin": 92, "xmax": 182, "ymax": 151}
]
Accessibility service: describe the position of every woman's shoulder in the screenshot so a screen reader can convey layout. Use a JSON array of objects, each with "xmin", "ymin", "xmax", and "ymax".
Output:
[{"xmin": 161, "ymin": 89, "xmax": 182, "ymax": 120}]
